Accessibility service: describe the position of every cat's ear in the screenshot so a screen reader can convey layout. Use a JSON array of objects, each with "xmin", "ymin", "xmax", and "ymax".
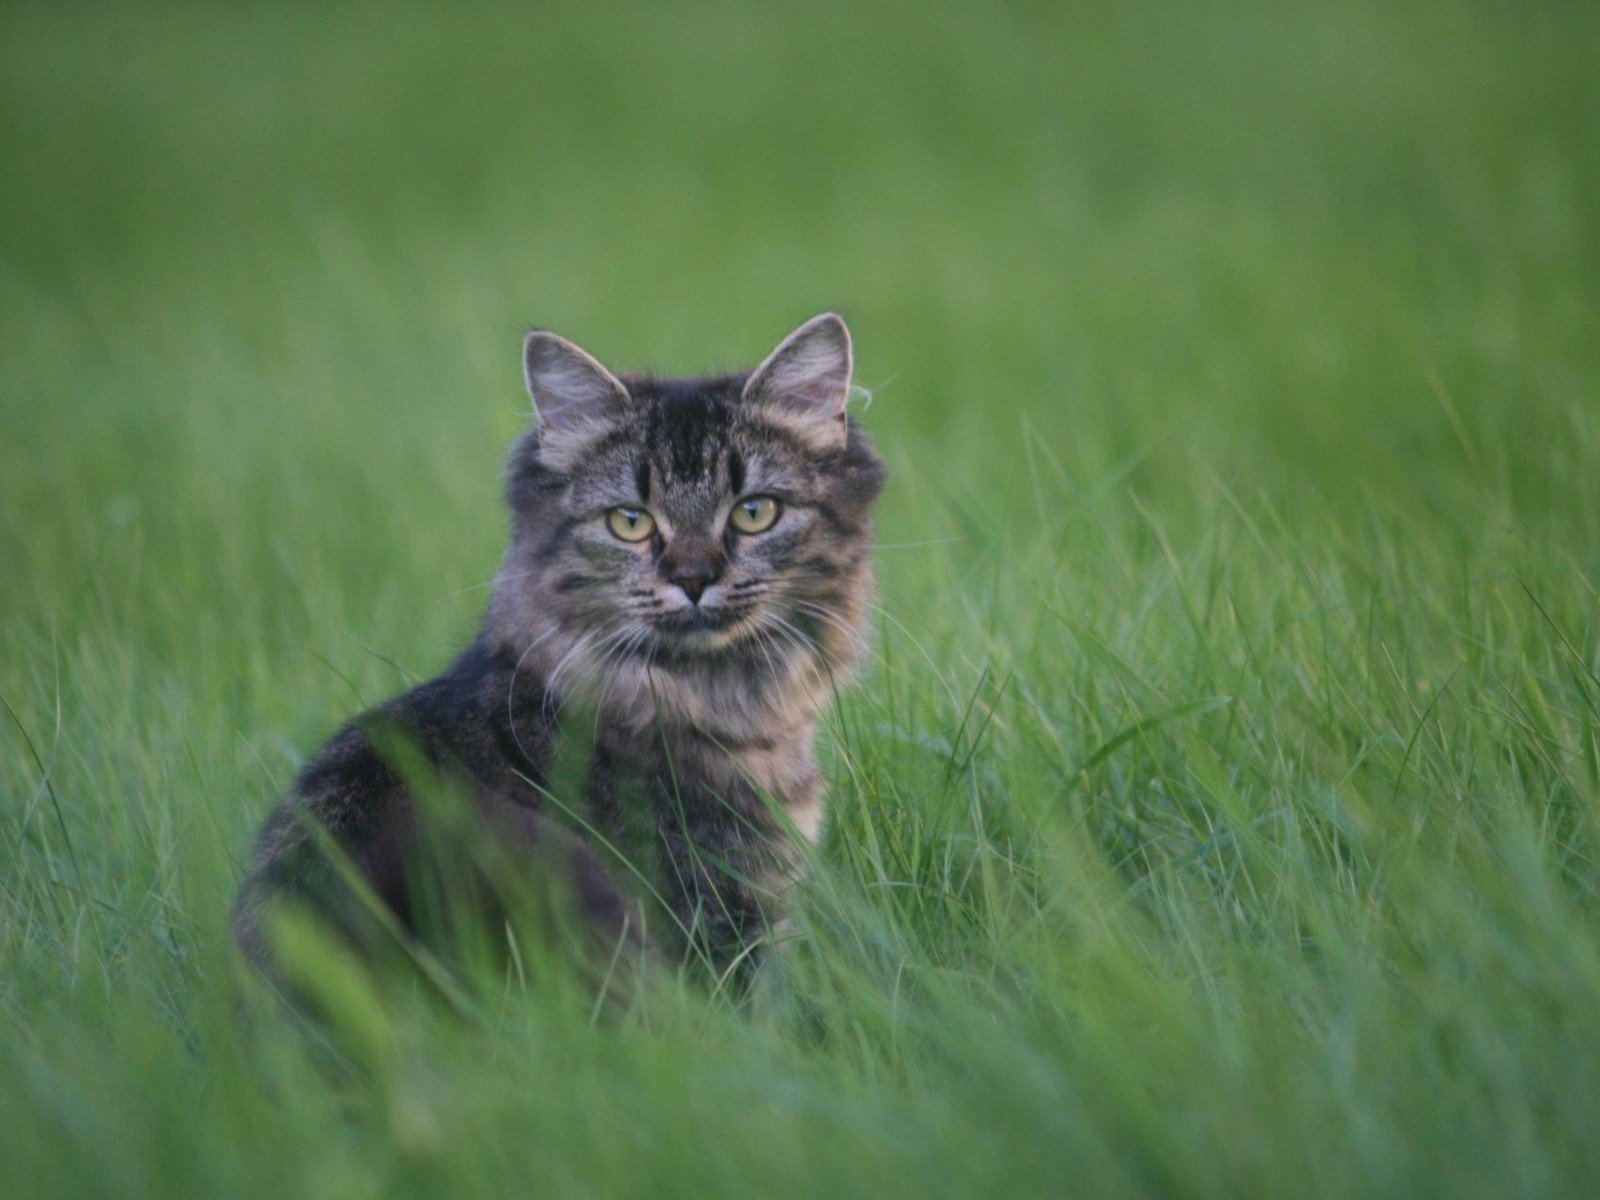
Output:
[
  {"xmin": 741, "ymin": 313, "xmax": 853, "ymax": 447},
  {"xmin": 522, "ymin": 330, "xmax": 630, "ymax": 442}
]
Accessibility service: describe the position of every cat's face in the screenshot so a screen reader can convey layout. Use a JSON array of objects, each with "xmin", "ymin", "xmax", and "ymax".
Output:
[{"xmin": 502, "ymin": 315, "xmax": 885, "ymax": 678}]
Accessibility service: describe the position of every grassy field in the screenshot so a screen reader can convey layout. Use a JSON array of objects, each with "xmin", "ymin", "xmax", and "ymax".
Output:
[{"xmin": 4, "ymin": 0, "xmax": 1600, "ymax": 1195}]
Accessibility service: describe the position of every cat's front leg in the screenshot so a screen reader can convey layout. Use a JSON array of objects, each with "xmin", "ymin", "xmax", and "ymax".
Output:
[
  {"xmin": 584, "ymin": 741, "xmax": 627, "ymax": 848},
  {"xmin": 652, "ymin": 771, "xmax": 796, "ymax": 975}
]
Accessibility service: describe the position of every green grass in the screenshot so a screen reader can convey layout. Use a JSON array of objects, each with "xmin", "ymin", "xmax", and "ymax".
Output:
[{"xmin": 4, "ymin": 0, "xmax": 1600, "ymax": 1194}]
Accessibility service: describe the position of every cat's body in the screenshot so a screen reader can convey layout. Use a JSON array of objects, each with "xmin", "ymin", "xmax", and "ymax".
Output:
[{"xmin": 234, "ymin": 315, "xmax": 885, "ymax": 976}]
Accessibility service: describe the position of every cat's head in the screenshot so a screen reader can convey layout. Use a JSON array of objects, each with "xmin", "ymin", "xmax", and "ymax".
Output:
[{"xmin": 497, "ymin": 314, "xmax": 886, "ymax": 684}]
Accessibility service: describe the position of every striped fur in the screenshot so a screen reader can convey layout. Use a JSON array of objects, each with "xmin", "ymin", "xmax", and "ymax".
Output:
[{"xmin": 234, "ymin": 315, "xmax": 885, "ymax": 978}]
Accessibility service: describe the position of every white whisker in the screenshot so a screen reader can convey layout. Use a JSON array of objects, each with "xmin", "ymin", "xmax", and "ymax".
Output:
[{"xmin": 506, "ymin": 623, "xmax": 564, "ymax": 764}]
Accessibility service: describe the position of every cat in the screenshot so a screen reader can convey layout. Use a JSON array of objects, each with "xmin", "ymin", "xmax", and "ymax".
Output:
[{"xmin": 232, "ymin": 313, "xmax": 886, "ymax": 984}]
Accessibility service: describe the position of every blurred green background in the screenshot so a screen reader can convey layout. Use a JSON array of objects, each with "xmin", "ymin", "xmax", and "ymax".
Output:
[{"xmin": 4, "ymin": 1, "xmax": 1600, "ymax": 1196}]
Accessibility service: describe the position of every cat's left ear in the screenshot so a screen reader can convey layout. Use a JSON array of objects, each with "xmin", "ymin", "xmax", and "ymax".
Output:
[{"xmin": 741, "ymin": 313, "xmax": 853, "ymax": 448}]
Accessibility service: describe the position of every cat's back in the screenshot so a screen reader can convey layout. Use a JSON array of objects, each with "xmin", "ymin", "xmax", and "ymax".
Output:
[{"xmin": 231, "ymin": 637, "xmax": 559, "ymax": 963}]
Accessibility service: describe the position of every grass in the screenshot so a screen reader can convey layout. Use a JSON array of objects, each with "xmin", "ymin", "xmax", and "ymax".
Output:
[{"xmin": 4, "ymin": 0, "xmax": 1600, "ymax": 1194}]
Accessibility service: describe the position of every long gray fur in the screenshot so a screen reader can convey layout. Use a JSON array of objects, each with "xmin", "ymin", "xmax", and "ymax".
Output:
[{"xmin": 233, "ymin": 313, "xmax": 886, "ymax": 978}]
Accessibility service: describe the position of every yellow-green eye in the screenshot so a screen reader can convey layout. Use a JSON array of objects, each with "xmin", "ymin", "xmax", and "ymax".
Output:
[
  {"xmin": 729, "ymin": 495, "xmax": 781, "ymax": 535},
  {"xmin": 606, "ymin": 506, "xmax": 656, "ymax": 542}
]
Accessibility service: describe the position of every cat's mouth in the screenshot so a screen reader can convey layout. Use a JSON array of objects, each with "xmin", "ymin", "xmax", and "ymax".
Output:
[{"xmin": 652, "ymin": 603, "xmax": 754, "ymax": 650}]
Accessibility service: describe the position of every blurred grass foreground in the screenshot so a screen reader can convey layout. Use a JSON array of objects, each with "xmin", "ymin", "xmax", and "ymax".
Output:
[{"xmin": 4, "ymin": 1, "xmax": 1600, "ymax": 1196}]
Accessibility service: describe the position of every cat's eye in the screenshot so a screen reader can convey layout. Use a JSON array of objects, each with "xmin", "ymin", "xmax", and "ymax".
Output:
[
  {"xmin": 606, "ymin": 506, "xmax": 656, "ymax": 542},
  {"xmin": 729, "ymin": 495, "xmax": 781, "ymax": 535}
]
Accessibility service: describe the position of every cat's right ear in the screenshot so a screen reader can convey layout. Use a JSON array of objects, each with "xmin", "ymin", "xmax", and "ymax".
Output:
[{"xmin": 522, "ymin": 330, "xmax": 630, "ymax": 447}]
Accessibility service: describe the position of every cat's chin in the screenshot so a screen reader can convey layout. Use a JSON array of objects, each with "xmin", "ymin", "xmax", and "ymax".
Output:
[{"xmin": 651, "ymin": 607, "xmax": 757, "ymax": 655}]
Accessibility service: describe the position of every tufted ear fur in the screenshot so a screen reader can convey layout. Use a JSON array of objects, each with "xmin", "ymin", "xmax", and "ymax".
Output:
[
  {"xmin": 741, "ymin": 313, "xmax": 853, "ymax": 448},
  {"xmin": 522, "ymin": 330, "xmax": 630, "ymax": 444}
]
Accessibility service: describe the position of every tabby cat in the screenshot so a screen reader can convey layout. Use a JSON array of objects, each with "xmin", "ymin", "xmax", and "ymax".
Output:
[{"xmin": 233, "ymin": 314, "xmax": 886, "ymax": 979}]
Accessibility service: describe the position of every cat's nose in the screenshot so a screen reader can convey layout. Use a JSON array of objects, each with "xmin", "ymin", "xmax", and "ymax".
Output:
[{"xmin": 667, "ymin": 561, "xmax": 720, "ymax": 605}]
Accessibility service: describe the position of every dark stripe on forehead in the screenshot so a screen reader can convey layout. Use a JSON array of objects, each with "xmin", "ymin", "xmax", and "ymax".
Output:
[
  {"xmin": 728, "ymin": 447, "xmax": 745, "ymax": 495},
  {"xmin": 634, "ymin": 459, "xmax": 651, "ymax": 503},
  {"xmin": 646, "ymin": 392, "xmax": 735, "ymax": 483}
]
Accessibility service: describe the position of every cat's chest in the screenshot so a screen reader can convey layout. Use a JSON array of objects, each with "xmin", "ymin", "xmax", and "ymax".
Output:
[
  {"xmin": 584, "ymin": 654, "xmax": 829, "ymax": 747},
  {"xmin": 595, "ymin": 721, "xmax": 821, "ymax": 813}
]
